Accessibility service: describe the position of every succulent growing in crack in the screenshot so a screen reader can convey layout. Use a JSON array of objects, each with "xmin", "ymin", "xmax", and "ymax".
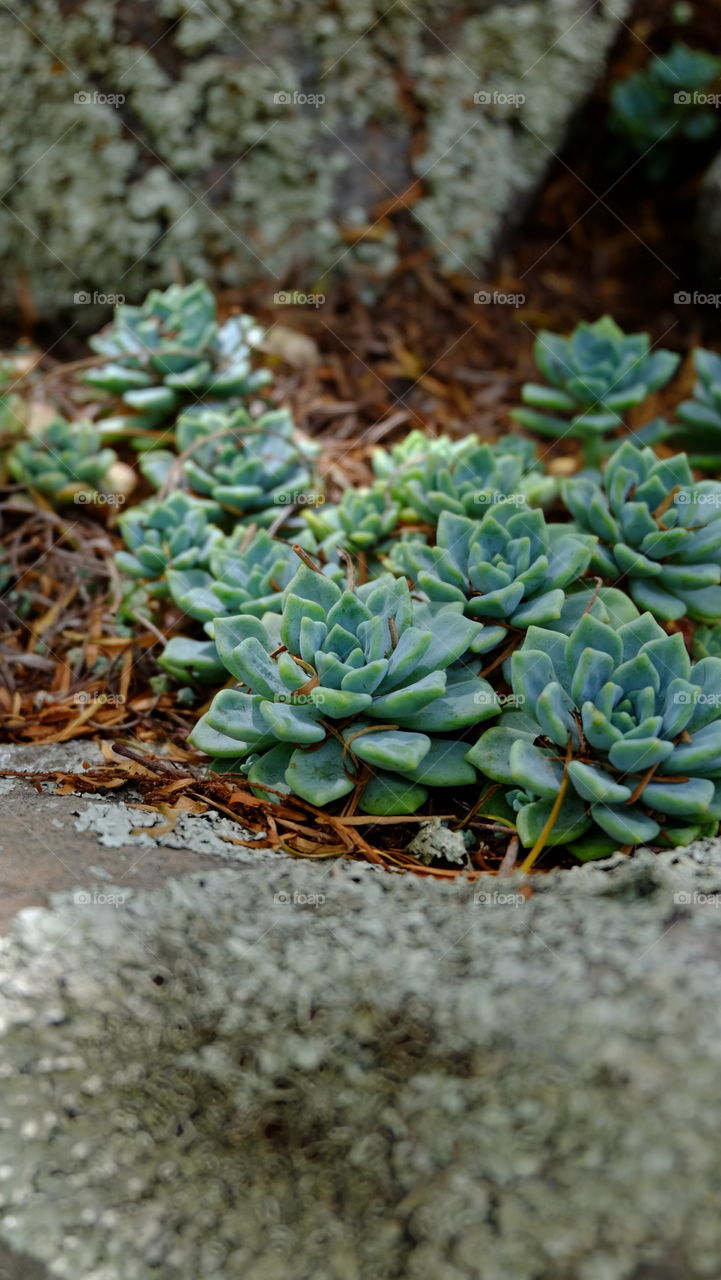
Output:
[
  {"xmin": 511, "ymin": 316, "xmax": 679, "ymax": 465},
  {"xmin": 609, "ymin": 42, "xmax": 721, "ymax": 180},
  {"xmin": 383, "ymin": 434, "xmax": 554, "ymax": 524},
  {"xmin": 116, "ymin": 491, "xmax": 224, "ymax": 597},
  {"xmin": 673, "ymin": 348, "xmax": 721, "ymax": 468},
  {"xmin": 167, "ymin": 405, "xmax": 320, "ymax": 524},
  {"xmin": 388, "ymin": 503, "xmax": 597, "ymax": 644},
  {"xmin": 561, "ymin": 441, "xmax": 721, "ymax": 623},
  {"xmin": 84, "ymin": 281, "xmax": 272, "ymax": 437},
  {"xmin": 189, "ymin": 565, "xmax": 502, "ymax": 813},
  {"xmin": 8, "ymin": 417, "xmax": 121, "ymax": 503},
  {"xmin": 467, "ymin": 611, "xmax": 721, "ymax": 861}
]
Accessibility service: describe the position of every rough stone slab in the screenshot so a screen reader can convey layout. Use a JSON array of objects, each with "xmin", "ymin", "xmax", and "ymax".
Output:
[
  {"xmin": 0, "ymin": 0, "xmax": 630, "ymax": 319},
  {"xmin": 1, "ymin": 843, "xmax": 721, "ymax": 1279}
]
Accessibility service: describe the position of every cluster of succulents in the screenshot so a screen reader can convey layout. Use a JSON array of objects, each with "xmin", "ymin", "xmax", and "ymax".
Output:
[
  {"xmin": 673, "ymin": 348, "xmax": 721, "ymax": 468},
  {"xmin": 116, "ymin": 492, "xmax": 225, "ymax": 596},
  {"xmin": 511, "ymin": 316, "xmax": 679, "ymax": 464},
  {"xmin": 303, "ymin": 485, "xmax": 401, "ymax": 558},
  {"xmin": 562, "ymin": 442, "xmax": 721, "ymax": 623},
  {"xmin": 84, "ymin": 281, "xmax": 272, "ymax": 439},
  {"xmin": 469, "ymin": 611, "xmax": 721, "ymax": 863},
  {"xmin": 189, "ymin": 565, "xmax": 501, "ymax": 813},
  {"xmin": 8, "ymin": 417, "xmax": 122, "ymax": 503},
  {"xmin": 609, "ymin": 42, "xmax": 721, "ymax": 180}
]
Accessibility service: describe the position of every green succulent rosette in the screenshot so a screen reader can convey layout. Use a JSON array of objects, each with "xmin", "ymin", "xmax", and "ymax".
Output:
[
  {"xmin": 467, "ymin": 611, "xmax": 721, "ymax": 857},
  {"xmin": 189, "ymin": 566, "xmax": 503, "ymax": 813},
  {"xmin": 9, "ymin": 417, "xmax": 119, "ymax": 503},
  {"xmin": 562, "ymin": 440, "xmax": 721, "ymax": 623},
  {"xmin": 389, "ymin": 503, "xmax": 597, "ymax": 640},
  {"xmin": 673, "ymin": 348, "xmax": 721, "ymax": 469},
  {"xmin": 304, "ymin": 485, "xmax": 401, "ymax": 557},
  {"xmin": 84, "ymin": 281, "xmax": 272, "ymax": 437},
  {"xmin": 116, "ymin": 491, "xmax": 224, "ymax": 597},
  {"xmin": 511, "ymin": 316, "xmax": 679, "ymax": 464},
  {"xmin": 692, "ymin": 624, "xmax": 721, "ymax": 661}
]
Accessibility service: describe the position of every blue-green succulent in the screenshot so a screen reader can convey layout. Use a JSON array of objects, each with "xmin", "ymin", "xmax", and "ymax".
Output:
[
  {"xmin": 9, "ymin": 417, "xmax": 119, "ymax": 503},
  {"xmin": 673, "ymin": 348, "xmax": 721, "ymax": 468},
  {"xmin": 562, "ymin": 441, "xmax": 721, "ymax": 623},
  {"xmin": 467, "ymin": 611, "xmax": 721, "ymax": 860},
  {"xmin": 389, "ymin": 503, "xmax": 597, "ymax": 643},
  {"xmin": 382, "ymin": 434, "xmax": 554, "ymax": 524},
  {"xmin": 609, "ymin": 42, "xmax": 721, "ymax": 180},
  {"xmin": 84, "ymin": 281, "xmax": 272, "ymax": 438},
  {"xmin": 692, "ymin": 625, "xmax": 721, "ymax": 661},
  {"xmin": 512, "ymin": 316, "xmax": 679, "ymax": 465},
  {"xmin": 116, "ymin": 491, "xmax": 224, "ymax": 596},
  {"xmin": 304, "ymin": 485, "xmax": 401, "ymax": 557},
  {"xmin": 189, "ymin": 565, "xmax": 503, "ymax": 813}
]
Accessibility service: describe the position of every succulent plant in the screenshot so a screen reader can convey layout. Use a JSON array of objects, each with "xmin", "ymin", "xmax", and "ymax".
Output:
[
  {"xmin": 692, "ymin": 625, "xmax": 721, "ymax": 661},
  {"xmin": 8, "ymin": 417, "xmax": 120, "ymax": 503},
  {"xmin": 165, "ymin": 405, "xmax": 319, "ymax": 524},
  {"xmin": 389, "ymin": 503, "xmax": 597, "ymax": 642},
  {"xmin": 372, "ymin": 430, "xmax": 540, "ymax": 483},
  {"xmin": 609, "ymin": 42, "xmax": 721, "ymax": 180},
  {"xmin": 562, "ymin": 441, "xmax": 721, "ymax": 623},
  {"xmin": 304, "ymin": 485, "xmax": 401, "ymax": 556},
  {"xmin": 189, "ymin": 565, "xmax": 502, "ymax": 813},
  {"xmin": 511, "ymin": 316, "xmax": 679, "ymax": 465},
  {"xmin": 116, "ymin": 491, "xmax": 224, "ymax": 596},
  {"xmin": 673, "ymin": 348, "xmax": 721, "ymax": 468},
  {"xmin": 383, "ymin": 434, "xmax": 554, "ymax": 524},
  {"xmin": 467, "ymin": 611, "xmax": 721, "ymax": 863},
  {"xmin": 84, "ymin": 281, "xmax": 272, "ymax": 437}
]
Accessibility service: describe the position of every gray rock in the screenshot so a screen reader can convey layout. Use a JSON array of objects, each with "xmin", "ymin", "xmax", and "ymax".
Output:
[
  {"xmin": 0, "ymin": 842, "xmax": 720, "ymax": 1278},
  {"xmin": 0, "ymin": 0, "xmax": 630, "ymax": 320}
]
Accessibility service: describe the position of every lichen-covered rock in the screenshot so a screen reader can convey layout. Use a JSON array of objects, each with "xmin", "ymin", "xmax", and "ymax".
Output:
[
  {"xmin": 0, "ymin": 0, "xmax": 629, "ymax": 320},
  {"xmin": 1, "ymin": 846, "xmax": 721, "ymax": 1278}
]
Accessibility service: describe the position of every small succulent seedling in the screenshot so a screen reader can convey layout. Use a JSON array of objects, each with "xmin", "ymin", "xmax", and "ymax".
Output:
[
  {"xmin": 9, "ymin": 417, "xmax": 121, "ymax": 504},
  {"xmin": 116, "ymin": 491, "xmax": 224, "ymax": 596},
  {"xmin": 467, "ymin": 611, "xmax": 721, "ymax": 865},
  {"xmin": 609, "ymin": 42, "xmax": 721, "ymax": 180},
  {"xmin": 673, "ymin": 348, "xmax": 721, "ymax": 468},
  {"xmin": 389, "ymin": 503, "xmax": 597, "ymax": 646},
  {"xmin": 189, "ymin": 564, "xmax": 502, "ymax": 813},
  {"xmin": 511, "ymin": 316, "xmax": 679, "ymax": 465},
  {"xmin": 562, "ymin": 440, "xmax": 721, "ymax": 623},
  {"xmin": 84, "ymin": 281, "xmax": 272, "ymax": 438}
]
